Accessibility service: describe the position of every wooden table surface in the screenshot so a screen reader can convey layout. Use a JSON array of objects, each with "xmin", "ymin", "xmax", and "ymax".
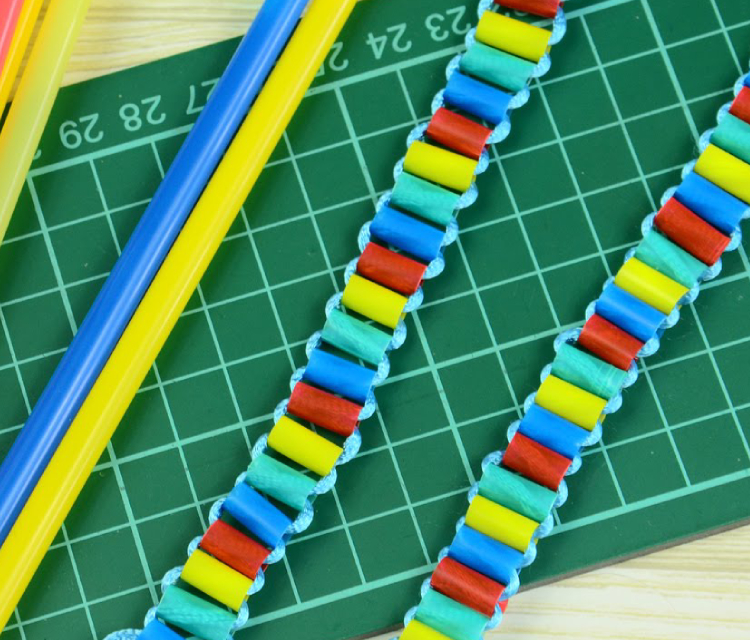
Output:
[{"xmin": 25, "ymin": 1, "xmax": 750, "ymax": 638}]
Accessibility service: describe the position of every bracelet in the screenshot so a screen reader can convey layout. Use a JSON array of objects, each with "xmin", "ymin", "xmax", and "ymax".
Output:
[
  {"xmin": 395, "ymin": 56, "xmax": 750, "ymax": 640},
  {"xmin": 106, "ymin": 1, "xmax": 568, "ymax": 639}
]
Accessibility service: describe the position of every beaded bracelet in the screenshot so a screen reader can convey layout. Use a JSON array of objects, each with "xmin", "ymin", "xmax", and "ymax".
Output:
[
  {"xmin": 105, "ymin": 1, "xmax": 568, "ymax": 639},
  {"xmin": 394, "ymin": 57, "xmax": 750, "ymax": 640}
]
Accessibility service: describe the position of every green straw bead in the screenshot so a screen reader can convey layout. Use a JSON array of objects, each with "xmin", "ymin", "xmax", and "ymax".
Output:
[
  {"xmin": 391, "ymin": 172, "xmax": 459, "ymax": 227},
  {"xmin": 321, "ymin": 308, "xmax": 392, "ymax": 366},
  {"xmin": 460, "ymin": 42, "xmax": 535, "ymax": 93},
  {"xmin": 635, "ymin": 229, "xmax": 707, "ymax": 289},
  {"xmin": 157, "ymin": 585, "xmax": 236, "ymax": 640},
  {"xmin": 478, "ymin": 463, "xmax": 556, "ymax": 523},
  {"xmin": 246, "ymin": 453, "xmax": 316, "ymax": 511},
  {"xmin": 415, "ymin": 589, "xmax": 489, "ymax": 640},
  {"xmin": 551, "ymin": 342, "xmax": 628, "ymax": 400},
  {"xmin": 712, "ymin": 113, "xmax": 750, "ymax": 166}
]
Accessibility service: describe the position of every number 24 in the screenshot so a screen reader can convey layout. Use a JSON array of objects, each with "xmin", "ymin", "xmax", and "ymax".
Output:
[{"xmin": 366, "ymin": 23, "xmax": 412, "ymax": 60}]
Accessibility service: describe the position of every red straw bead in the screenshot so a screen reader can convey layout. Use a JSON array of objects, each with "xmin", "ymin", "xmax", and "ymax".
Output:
[
  {"xmin": 730, "ymin": 87, "xmax": 750, "ymax": 124},
  {"xmin": 502, "ymin": 433, "xmax": 571, "ymax": 491},
  {"xmin": 426, "ymin": 108, "xmax": 492, "ymax": 160},
  {"xmin": 200, "ymin": 520, "xmax": 270, "ymax": 579},
  {"xmin": 431, "ymin": 557, "xmax": 505, "ymax": 617},
  {"xmin": 494, "ymin": 0, "xmax": 562, "ymax": 19},
  {"xmin": 499, "ymin": 600, "xmax": 509, "ymax": 613},
  {"xmin": 655, "ymin": 197, "xmax": 730, "ymax": 266},
  {"xmin": 357, "ymin": 242, "xmax": 427, "ymax": 296},
  {"xmin": 578, "ymin": 314, "xmax": 643, "ymax": 372},
  {"xmin": 288, "ymin": 381, "xmax": 361, "ymax": 437}
]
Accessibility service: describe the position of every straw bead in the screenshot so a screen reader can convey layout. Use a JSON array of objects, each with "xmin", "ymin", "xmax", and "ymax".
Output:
[
  {"xmin": 465, "ymin": 495, "xmax": 538, "ymax": 552},
  {"xmin": 695, "ymin": 144, "xmax": 750, "ymax": 205},
  {"xmin": 595, "ymin": 283, "xmax": 665, "ymax": 344},
  {"xmin": 448, "ymin": 525, "xmax": 523, "ymax": 586},
  {"xmin": 445, "ymin": 71, "xmax": 512, "ymax": 125},
  {"xmin": 517, "ymin": 403, "xmax": 590, "ymax": 461},
  {"xmin": 415, "ymin": 589, "xmax": 489, "ymax": 640},
  {"xmin": 224, "ymin": 483, "xmax": 292, "ymax": 549},
  {"xmin": 246, "ymin": 453, "xmax": 317, "ymax": 511},
  {"xmin": 357, "ymin": 242, "xmax": 427, "ymax": 296},
  {"xmin": 711, "ymin": 112, "xmax": 750, "ymax": 166},
  {"xmin": 342, "ymin": 274, "xmax": 407, "ymax": 330},
  {"xmin": 536, "ymin": 375, "xmax": 606, "ymax": 431},
  {"xmin": 614, "ymin": 258, "xmax": 688, "ymax": 315},
  {"xmin": 268, "ymin": 415, "xmax": 343, "ymax": 477},
  {"xmin": 288, "ymin": 381, "xmax": 361, "ymax": 437},
  {"xmin": 426, "ymin": 108, "xmax": 492, "ymax": 160},
  {"xmin": 401, "ymin": 620, "xmax": 453, "ymax": 640},
  {"xmin": 729, "ymin": 86, "xmax": 750, "ymax": 124},
  {"xmin": 460, "ymin": 42, "xmax": 535, "ymax": 93},
  {"xmin": 551, "ymin": 342, "xmax": 628, "ymax": 400},
  {"xmin": 200, "ymin": 520, "xmax": 269, "ymax": 580},
  {"xmin": 322, "ymin": 308, "xmax": 391, "ymax": 366},
  {"xmin": 476, "ymin": 11, "xmax": 551, "ymax": 62},
  {"xmin": 493, "ymin": 0, "xmax": 562, "ymax": 18},
  {"xmin": 181, "ymin": 549, "xmax": 252, "ymax": 611},
  {"xmin": 578, "ymin": 313, "xmax": 643, "ymax": 371},
  {"xmin": 140, "ymin": 620, "xmax": 184, "ymax": 640},
  {"xmin": 157, "ymin": 586, "xmax": 236, "ymax": 640},
  {"xmin": 654, "ymin": 197, "xmax": 730, "ymax": 266},
  {"xmin": 404, "ymin": 141, "xmax": 478, "ymax": 193},
  {"xmin": 391, "ymin": 172, "xmax": 459, "ymax": 227},
  {"xmin": 635, "ymin": 229, "xmax": 707, "ymax": 289},
  {"xmin": 371, "ymin": 205, "xmax": 445, "ymax": 263},
  {"xmin": 431, "ymin": 557, "xmax": 505, "ymax": 618},
  {"xmin": 675, "ymin": 171, "xmax": 748, "ymax": 235},
  {"xmin": 304, "ymin": 349, "xmax": 376, "ymax": 404},
  {"xmin": 503, "ymin": 432, "xmax": 571, "ymax": 491}
]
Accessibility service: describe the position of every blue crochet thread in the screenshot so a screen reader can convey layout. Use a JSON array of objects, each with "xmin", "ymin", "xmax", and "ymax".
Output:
[
  {"xmin": 107, "ymin": 3, "xmax": 571, "ymax": 638},
  {"xmin": 398, "ymin": 36, "xmax": 750, "ymax": 640}
]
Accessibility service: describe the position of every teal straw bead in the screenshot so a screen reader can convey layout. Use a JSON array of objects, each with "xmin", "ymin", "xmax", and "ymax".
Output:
[
  {"xmin": 157, "ymin": 585, "xmax": 236, "ymax": 640},
  {"xmin": 391, "ymin": 172, "xmax": 459, "ymax": 227},
  {"xmin": 712, "ymin": 112, "xmax": 750, "ymax": 165},
  {"xmin": 460, "ymin": 42, "xmax": 535, "ymax": 93},
  {"xmin": 478, "ymin": 463, "xmax": 555, "ymax": 523},
  {"xmin": 415, "ymin": 589, "xmax": 489, "ymax": 640},
  {"xmin": 246, "ymin": 454, "xmax": 316, "ymax": 511},
  {"xmin": 635, "ymin": 229, "xmax": 707, "ymax": 288},
  {"xmin": 321, "ymin": 308, "xmax": 392, "ymax": 366},
  {"xmin": 551, "ymin": 343, "xmax": 628, "ymax": 400}
]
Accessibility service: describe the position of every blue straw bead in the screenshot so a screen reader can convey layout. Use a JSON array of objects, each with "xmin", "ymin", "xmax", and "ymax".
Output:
[
  {"xmin": 518, "ymin": 404, "xmax": 589, "ymax": 460},
  {"xmin": 444, "ymin": 71, "xmax": 511, "ymax": 125},
  {"xmin": 321, "ymin": 309, "xmax": 392, "ymax": 366},
  {"xmin": 224, "ymin": 482, "xmax": 291, "ymax": 548},
  {"xmin": 370, "ymin": 205, "xmax": 445, "ymax": 262},
  {"xmin": 140, "ymin": 620, "xmax": 184, "ymax": 640},
  {"xmin": 674, "ymin": 171, "xmax": 748, "ymax": 235},
  {"xmin": 745, "ymin": 75, "xmax": 750, "ymax": 88},
  {"xmin": 448, "ymin": 525, "xmax": 522, "ymax": 586},
  {"xmin": 595, "ymin": 283, "xmax": 665, "ymax": 343},
  {"xmin": 304, "ymin": 349, "xmax": 376, "ymax": 404}
]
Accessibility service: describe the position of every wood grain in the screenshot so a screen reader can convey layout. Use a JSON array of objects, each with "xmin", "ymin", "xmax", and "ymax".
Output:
[{"xmin": 22, "ymin": 2, "xmax": 750, "ymax": 637}]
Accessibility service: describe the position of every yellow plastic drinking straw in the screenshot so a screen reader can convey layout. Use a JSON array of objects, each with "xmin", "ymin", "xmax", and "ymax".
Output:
[
  {"xmin": 0, "ymin": 0, "xmax": 91, "ymax": 247},
  {"xmin": 0, "ymin": 0, "xmax": 43, "ymax": 110},
  {"xmin": 0, "ymin": 0, "xmax": 355, "ymax": 630}
]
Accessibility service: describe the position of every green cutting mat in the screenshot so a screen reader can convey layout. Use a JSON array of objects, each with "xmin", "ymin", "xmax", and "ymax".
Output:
[{"xmin": 2, "ymin": 0, "xmax": 750, "ymax": 638}]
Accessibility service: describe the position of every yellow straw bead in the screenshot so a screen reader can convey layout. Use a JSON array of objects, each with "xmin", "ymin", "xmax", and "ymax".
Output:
[
  {"xmin": 695, "ymin": 144, "xmax": 750, "ymax": 204},
  {"xmin": 342, "ymin": 273, "xmax": 407, "ymax": 329},
  {"xmin": 476, "ymin": 12, "xmax": 551, "ymax": 62},
  {"xmin": 614, "ymin": 257, "xmax": 688, "ymax": 315},
  {"xmin": 401, "ymin": 620, "xmax": 453, "ymax": 640},
  {"xmin": 536, "ymin": 375, "xmax": 606, "ymax": 431},
  {"xmin": 180, "ymin": 549, "xmax": 252, "ymax": 611},
  {"xmin": 268, "ymin": 415, "xmax": 342, "ymax": 477},
  {"xmin": 465, "ymin": 494, "xmax": 538, "ymax": 552},
  {"xmin": 404, "ymin": 140, "xmax": 477, "ymax": 193}
]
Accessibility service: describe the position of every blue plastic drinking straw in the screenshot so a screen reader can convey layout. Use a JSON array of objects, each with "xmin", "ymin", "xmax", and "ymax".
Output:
[{"xmin": 0, "ymin": 0, "xmax": 310, "ymax": 544}]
